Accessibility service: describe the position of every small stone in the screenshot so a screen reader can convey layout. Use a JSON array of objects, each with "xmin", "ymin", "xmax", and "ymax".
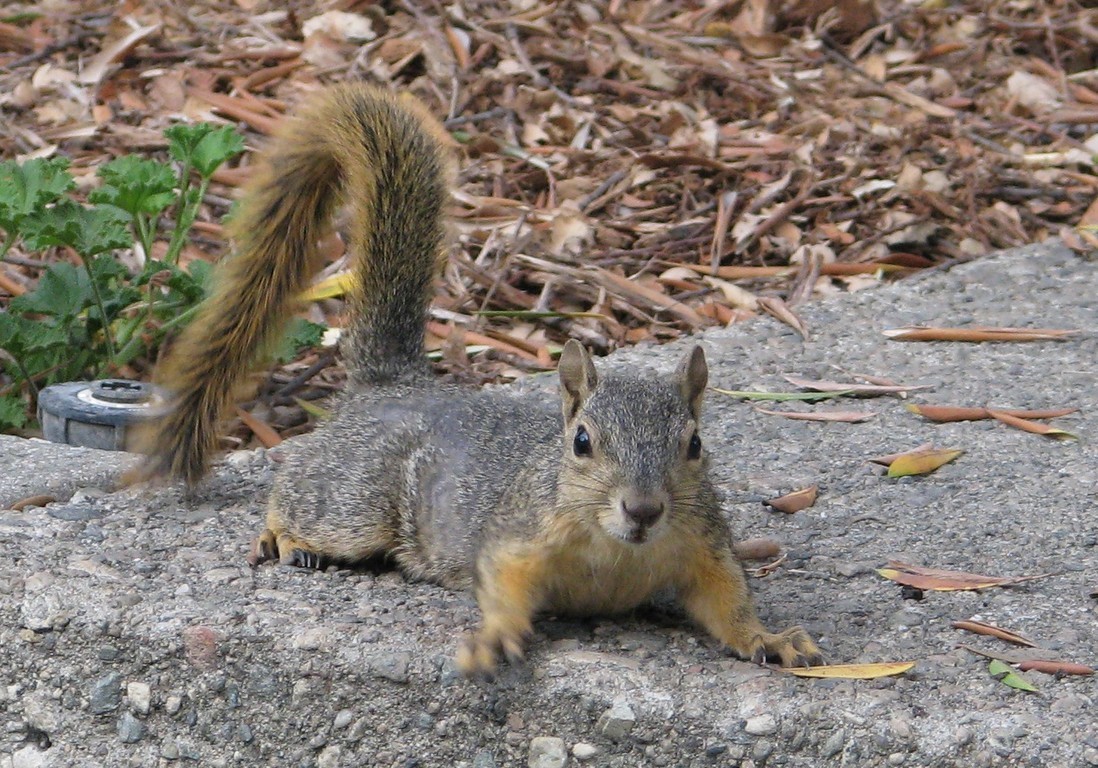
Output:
[
  {"xmin": 11, "ymin": 745, "xmax": 47, "ymax": 768},
  {"xmin": 744, "ymin": 714, "xmax": 778, "ymax": 736},
  {"xmin": 369, "ymin": 652, "xmax": 411, "ymax": 684},
  {"xmin": 472, "ymin": 750, "xmax": 497, "ymax": 768},
  {"xmin": 126, "ymin": 682, "xmax": 151, "ymax": 715},
  {"xmin": 528, "ymin": 736, "xmax": 567, "ymax": 768},
  {"xmin": 89, "ymin": 672, "xmax": 123, "ymax": 715},
  {"xmin": 752, "ymin": 739, "xmax": 774, "ymax": 762},
  {"xmin": 162, "ymin": 740, "xmax": 180, "ymax": 760},
  {"xmin": 317, "ymin": 745, "xmax": 342, "ymax": 768},
  {"xmin": 596, "ymin": 696, "xmax": 636, "ymax": 740},
  {"xmin": 117, "ymin": 711, "xmax": 145, "ymax": 743},
  {"xmin": 888, "ymin": 752, "xmax": 906, "ymax": 766},
  {"xmin": 1082, "ymin": 746, "xmax": 1098, "ymax": 766},
  {"xmin": 822, "ymin": 729, "xmax": 846, "ymax": 758},
  {"xmin": 182, "ymin": 626, "xmax": 221, "ymax": 670},
  {"xmin": 333, "ymin": 709, "xmax": 354, "ymax": 729},
  {"xmin": 21, "ymin": 586, "xmax": 68, "ymax": 632},
  {"xmin": 165, "ymin": 695, "xmax": 182, "ymax": 715},
  {"xmin": 572, "ymin": 742, "xmax": 598, "ymax": 761}
]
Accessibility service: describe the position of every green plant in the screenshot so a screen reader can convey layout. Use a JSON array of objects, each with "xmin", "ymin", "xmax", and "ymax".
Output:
[{"xmin": 0, "ymin": 124, "xmax": 249, "ymax": 431}]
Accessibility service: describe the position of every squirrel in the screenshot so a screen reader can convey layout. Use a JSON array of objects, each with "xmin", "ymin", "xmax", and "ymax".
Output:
[{"xmin": 132, "ymin": 83, "xmax": 823, "ymax": 675}]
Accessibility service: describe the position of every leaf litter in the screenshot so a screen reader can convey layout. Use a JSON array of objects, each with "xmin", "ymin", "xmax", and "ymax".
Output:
[{"xmin": 0, "ymin": 0, "xmax": 1094, "ymax": 444}]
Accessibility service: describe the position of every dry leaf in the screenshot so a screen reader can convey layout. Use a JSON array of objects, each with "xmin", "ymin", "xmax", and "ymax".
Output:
[
  {"xmin": 733, "ymin": 537, "xmax": 782, "ymax": 561},
  {"xmin": 236, "ymin": 407, "xmax": 283, "ymax": 448},
  {"xmin": 757, "ymin": 296, "xmax": 808, "ymax": 339},
  {"xmin": 755, "ymin": 407, "xmax": 876, "ymax": 423},
  {"xmin": 8, "ymin": 494, "xmax": 57, "ymax": 511},
  {"xmin": 886, "ymin": 447, "xmax": 963, "ymax": 477},
  {"xmin": 951, "ymin": 620, "xmax": 1036, "ymax": 647},
  {"xmin": 867, "ymin": 443, "xmax": 932, "ymax": 466},
  {"xmin": 1016, "ymin": 659, "xmax": 1094, "ymax": 676},
  {"xmin": 905, "ymin": 404, "xmax": 1077, "ymax": 422},
  {"xmin": 986, "ymin": 410, "xmax": 1077, "ymax": 440},
  {"xmin": 883, "ymin": 326, "xmax": 1078, "ymax": 342},
  {"xmin": 783, "ymin": 375, "xmax": 931, "ymax": 396},
  {"xmin": 765, "ymin": 485, "xmax": 818, "ymax": 514},
  {"xmin": 78, "ymin": 23, "xmax": 161, "ymax": 86},
  {"xmin": 877, "ymin": 561, "xmax": 1052, "ymax": 592},
  {"xmin": 785, "ymin": 661, "xmax": 916, "ymax": 679}
]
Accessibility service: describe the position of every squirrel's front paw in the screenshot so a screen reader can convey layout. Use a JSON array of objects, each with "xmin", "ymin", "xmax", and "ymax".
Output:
[
  {"xmin": 745, "ymin": 626, "xmax": 824, "ymax": 668},
  {"xmin": 456, "ymin": 627, "xmax": 527, "ymax": 679}
]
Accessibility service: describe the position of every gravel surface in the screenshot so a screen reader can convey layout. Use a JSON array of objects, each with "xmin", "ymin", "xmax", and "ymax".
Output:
[{"xmin": 2, "ymin": 241, "xmax": 1096, "ymax": 767}]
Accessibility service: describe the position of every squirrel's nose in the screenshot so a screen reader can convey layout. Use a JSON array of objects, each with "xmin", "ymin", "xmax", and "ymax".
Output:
[{"xmin": 622, "ymin": 499, "xmax": 664, "ymax": 528}]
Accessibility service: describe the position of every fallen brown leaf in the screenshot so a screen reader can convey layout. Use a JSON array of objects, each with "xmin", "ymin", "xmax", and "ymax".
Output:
[
  {"xmin": 8, "ymin": 494, "xmax": 57, "ymax": 511},
  {"xmin": 765, "ymin": 485, "xmax": 818, "ymax": 514},
  {"xmin": 1016, "ymin": 659, "xmax": 1095, "ymax": 676},
  {"xmin": 757, "ymin": 296, "xmax": 808, "ymax": 339},
  {"xmin": 883, "ymin": 326, "xmax": 1079, "ymax": 342},
  {"xmin": 235, "ymin": 407, "xmax": 283, "ymax": 448},
  {"xmin": 867, "ymin": 443, "xmax": 933, "ymax": 466},
  {"xmin": 733, "ymin": 537, "xmax": 782, "ymax": 561},
  {"xmin": 906, "ymin": 404, "xmax": 1077, "ymax": 422},
  {"xmin": 987, "ymin": 410, "xmax": 1078, "ymax": 440},
  {"xmin": 783, "ymin": 375, "xmax": 932, "ymax": 396},
  {"xmin": 755, "ymin": 407, "xmax": 876, "ymax": 423},
  {"xmin": 951, "ymin": 619, "xmax": 1036, "ymax": 647},
  {"xmin": 878, "ymin": 561, "xmax": 1053, "ymax": 592}
]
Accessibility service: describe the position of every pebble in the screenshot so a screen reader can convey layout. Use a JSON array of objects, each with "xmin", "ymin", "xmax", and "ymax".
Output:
[
  {"xmin": 472, "ymin": 750, "xmax": 497, "ymax": 768},
  {"xmin": 117, "ymin": 711, "xmax": 145, "ymax": 743},
  {"xmin": 21, "ymin": 587, "xmax": 67, "ymax": 632},
  {"xmin": 165, "ymin": 695, "xmax": 182, "ymax": 715},
  {"xmin": 317, "ymin": 745, "xmax": 342, "ymax": 768},
  {"xmin": 572, "ymin": 742, "xmax": 598, "ymax": 761},
  {"xmin": 11, "ymin": 745, "xmax": 47, "ymax": 768},
  {"xmin": 596, "ymin": 697, "xmax": 636, "ymax": 740},
  {"xmin": 744, "ymin": 714, "xmax": 778, "ymax": 736},
  {"xmin": 369, "ymin": 652, "xmax": 411, "ymax": 684},
  {"xmin": 126, "ymin": 682, "xmax": 151, "ymax": 715},
  {"xmin": 181, "ymin": 626, "xmax": 221, "ymax": 671},
  {"xmin": 333, "ymin": 709, "xmax": 354, "ymax": 729},
  {"xmin": 528, "ymin": 736, "xmax": 567, "ymax": 768},
  {"xmin": 89, "ymin": 672, "xmax": 122, "ymax": 715},
  {"xmin": 822, "ymin": 729, "xmax": 846, "ymax": 757}
]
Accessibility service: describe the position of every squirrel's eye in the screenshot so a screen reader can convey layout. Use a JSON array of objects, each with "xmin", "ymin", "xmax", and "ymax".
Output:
[
  {"xmin": 687, "ymin": 431, "xmax": 702, "ymax": 460},
  {"xmin": 573, "ymin": 425, "xmax": 592, "ymax": 457}
]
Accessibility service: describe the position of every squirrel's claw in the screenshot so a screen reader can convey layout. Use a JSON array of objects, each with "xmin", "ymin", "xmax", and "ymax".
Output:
[{"xmin": 744, "ymin": 626, "xmax": 823, "ymax": 668}]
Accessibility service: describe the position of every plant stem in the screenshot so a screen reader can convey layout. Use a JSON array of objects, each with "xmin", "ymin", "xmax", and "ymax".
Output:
[
  {"xmin": 78, "ymin": 254, "xmax": 117, "ymax": 368},
  {"xmin": 164, "ymin": 161, "xmax": 194, "ymax": 265}
]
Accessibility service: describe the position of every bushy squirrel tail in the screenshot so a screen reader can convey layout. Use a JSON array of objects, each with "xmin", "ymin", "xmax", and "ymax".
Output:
[{"xmin": 131, "ymin": 84, "xmax": 455, "ymax": 484}]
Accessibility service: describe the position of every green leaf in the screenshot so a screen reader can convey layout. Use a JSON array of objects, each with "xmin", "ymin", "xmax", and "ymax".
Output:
[
  {"xmin": 988, "ymin": 660, "xmax": 1038, "ymax": 692},
  {"xmin": 9, "ymin": 261, "xmax": 91, "ymax": 319},
  {"xmin": 0, "ymin": 394, "xmax": 29, "ymax": 431},
  {"xmin": 90, "ymin": 156, "xmax": 177, "ymax": 217},
  {"xmin": 273, "ymin": 318, "xmax": 326, "ymax": 363},
  {"xmin": 0, "ymin": 157, "xmax": 74, "ymax": 232},
  {"xmin": 20, "ymin": 200, "xmax": 131, "ymax": 257},
  {"xmin": 166, "ymin": 123, "xmax": 244, "ymax": 177}
]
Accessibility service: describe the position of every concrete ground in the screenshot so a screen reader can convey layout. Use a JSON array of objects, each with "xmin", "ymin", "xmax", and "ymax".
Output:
[{"xmin": 1, "ymin": 240, "xmax": 1095, "ymax": 767}]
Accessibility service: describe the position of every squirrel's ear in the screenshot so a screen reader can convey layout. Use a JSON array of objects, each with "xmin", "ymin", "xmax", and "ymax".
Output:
[
  {"xmin": 559, "ymin": 339, "xmax": 598, "ymax": 420},
  {"xmin": 677, "ymin": 345, "xmax": 708, "ymax": 418}
]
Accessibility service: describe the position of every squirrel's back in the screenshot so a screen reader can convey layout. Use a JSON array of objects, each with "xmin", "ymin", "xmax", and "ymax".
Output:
[{"xmin": 132, "ymin": 85, "xmax": 456, "ymax": 483}]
